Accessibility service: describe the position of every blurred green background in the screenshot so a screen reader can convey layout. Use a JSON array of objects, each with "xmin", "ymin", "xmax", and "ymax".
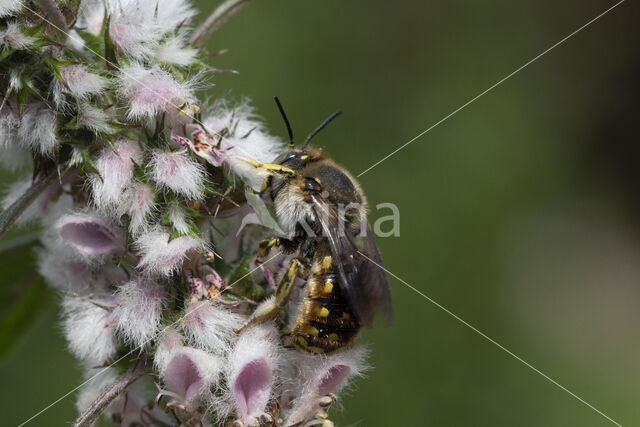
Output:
[{"xmin": 2, "ymin": 0, "xmax": 640, "ymax": 425}]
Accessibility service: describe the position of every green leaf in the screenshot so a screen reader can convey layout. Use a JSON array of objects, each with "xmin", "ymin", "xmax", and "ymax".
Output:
[
  {"xmin": 103, "ymin": 15, "xmax": 119, "ymax": 71},
  {"xmin": 15, "ymin": 86, "xmax": 28, "ymax": 115},
  {"xmin": 0, "ymin": 168, "xmax": 68, "ymax": 241}
]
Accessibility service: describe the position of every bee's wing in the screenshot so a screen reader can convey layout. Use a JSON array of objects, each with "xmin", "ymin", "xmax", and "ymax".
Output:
[{"xmin": 310, "ymin": 194, "xmax": 393, "ymax": 327}]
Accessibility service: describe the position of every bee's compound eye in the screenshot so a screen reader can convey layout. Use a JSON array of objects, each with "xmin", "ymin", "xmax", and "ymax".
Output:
[{"xmin": 304, "ymin": 177, "xmax": 323, "ymax": 192}]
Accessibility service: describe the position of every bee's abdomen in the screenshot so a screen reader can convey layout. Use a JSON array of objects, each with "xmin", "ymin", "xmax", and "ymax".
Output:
[{"xmin": 289, "ymin": 256, "xmax": 360, "ymax": 354}]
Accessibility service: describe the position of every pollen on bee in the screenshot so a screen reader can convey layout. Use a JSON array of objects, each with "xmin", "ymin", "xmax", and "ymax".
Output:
[
  {"xmin": 328, "ymin": 333, "xmax": 339, "ymax": 342},
  {"xmin": 321, "ymin": 256, "xmax": 332, "ymax": 272},
  {"xmin": 319, "ymin": 307, "xmax": 330, "ymax": 317}
]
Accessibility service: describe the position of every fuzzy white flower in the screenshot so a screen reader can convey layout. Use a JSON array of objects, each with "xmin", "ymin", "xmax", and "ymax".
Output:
[
  {"xmin": 112, "ymin": 280, "xmax": 166, "ymax": 349},
  {"xmin": 59, "ymin": 65, "xmax": 108, "ymax": 99},
  {"xmin": 108, "ymin": 0, "xmax": 195, "ymax": 59},
  {"xmin": 155, "ymin": 36, "xmax": 198, "ymax": 66},
  {"xmin": 182, "ymin": 300, "xmax": 243, "ymax": 354},
  {"xmin": 62, "ymin": 295, "xmax": 117, "ymax": 365},
  {"xmin": 17, "ymin": 103, "xmax": 57, "ymax": 155},
  {"xmin": 0, "ymin": 21, "xmax": 34, "ymax": 49},
  {"xmin": 149, "ymin": 150, "xmax": 206, "ymax": 200},
  {"xmin": 167, "ymin": 201, "xmax": 192, "ymax": 235},
  {"xmin": 77, "ymin": 103, "xmax": 113, "ymax": 134},
  {"xmin": 120, "ymin": 182, "xmax": 155, "ymax": 235},
  {"xmin": 134, "ymin": 228, "xmax": 203, "ymax": 276},
  {"xmin": 203, "ymin": 101, "xmax": 283, "ymax": 163},
  {"xmin": 0, "ymin": 0, "xmax": 23, "ymax": 18},
  {"xmin": 89, "ymin": 139, "xmax": 142, "ymax": 213},
  {"xmin": 117, "ymin": 62, "xmax": 193, "ymax": 120}
]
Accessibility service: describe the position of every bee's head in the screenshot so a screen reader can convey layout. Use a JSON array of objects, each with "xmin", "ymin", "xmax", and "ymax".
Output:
[
  {"xmin": 272, "ymin": 146, "xmax": 325, "ymax": 171},
  {"xmin": 238, "ymin": 97, "xmax": 341, "ymax": 199}
]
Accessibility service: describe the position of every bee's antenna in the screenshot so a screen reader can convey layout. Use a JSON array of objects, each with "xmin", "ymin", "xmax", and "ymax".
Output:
[
  {"xmin": 303, "ymin": 110, "xmax": 342, "ymax": 149},
  {"xmin": 273, "ymin": 96, "xmax": 294, "ymax": 147}
]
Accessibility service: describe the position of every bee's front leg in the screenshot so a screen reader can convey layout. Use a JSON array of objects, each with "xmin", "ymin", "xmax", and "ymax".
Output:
[
  {"xmin": 234, "ymin": 258, "xmax": 303, "ymax": 334},
  {"xmin": 257, "ymin": 237, "xmax": 279, "ymax": 260}
]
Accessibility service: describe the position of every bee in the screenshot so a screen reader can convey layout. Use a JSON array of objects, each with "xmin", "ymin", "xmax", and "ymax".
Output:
[{"xmin": 234, "ymin": 97, "xmax": 392, "ymax": 354}]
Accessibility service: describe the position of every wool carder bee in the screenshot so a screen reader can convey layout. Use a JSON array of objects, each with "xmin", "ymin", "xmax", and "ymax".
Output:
[{"xmin": 234, "ymin": 98, "xmax": 392, "ymax": 354}]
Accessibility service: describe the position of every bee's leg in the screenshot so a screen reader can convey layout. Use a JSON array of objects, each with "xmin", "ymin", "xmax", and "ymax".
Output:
[
  {"xmin": 236, "ymin": 155, "xmax": 296, "ymax": 176},
  {"xmin": 257, "ymin": 237, "xmax": 279, "ymax": 260},
  {"xmin": 235, "ymin": 258, "xmax": 303, "ymax": 334}
]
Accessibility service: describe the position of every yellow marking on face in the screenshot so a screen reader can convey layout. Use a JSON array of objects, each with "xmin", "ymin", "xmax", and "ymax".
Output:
[
  {"xmin": 308, "ymin": 326, "xmax": 319, "ymax": 336},
  {"xmin": 319, "ymin": 307, "xmax": 329, "ymax": 317},
  {"xmin": 296, "ymin": 336, "xmax": 309, "ymax": 348},
  {"xmin": 301, "ymin": 154, "xmax": 309, "ymax": 160},
  {"xmin": 328, "ymin": 333, "xmax": 339, "ymax": 342},
  {"xmin": 341, "ymin": 311, "xmax": 350, "ymax": 320},
  {"xmin": 321, "ymin": 256, "xmax": 332, "ymax": 271},
  {"xmin": 323, "ymin": 282, "xmax": 333, "ymax": 294}
]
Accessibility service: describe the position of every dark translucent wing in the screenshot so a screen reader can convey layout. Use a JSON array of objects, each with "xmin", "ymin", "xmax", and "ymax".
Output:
[
  {"xmin": 310, "ymin": 194, "xmax": 392, "ymax": 327},
  {"xmin": 357, "ymin": 222, "xmax": 393, "ymax": 323}
]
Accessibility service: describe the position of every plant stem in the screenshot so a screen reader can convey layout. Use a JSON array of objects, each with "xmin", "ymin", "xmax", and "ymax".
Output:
[
  {"xmin": 71, "ymin": 369, "xmax": 145, "ymax": 427},
  {"xmin": 189, "ymin": 0, "xmax": 255, "ymax": 47}
]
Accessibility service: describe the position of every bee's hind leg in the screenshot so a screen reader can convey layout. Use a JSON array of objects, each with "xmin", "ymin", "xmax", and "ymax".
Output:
[{"xmin": 234, "ymin": 258, "xmax": 303, "ymax": 334}]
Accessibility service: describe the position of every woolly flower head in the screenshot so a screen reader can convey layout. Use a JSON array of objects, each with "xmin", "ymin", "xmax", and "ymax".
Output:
[
  {"xmin": 59, "ymin": 65, "xmax": 108, "ymax": 99},
  {"xmin": 108, "ymin": 0, "xmax": 195, "ymax": 59},
  {"xmin": 62, "ymin": 295, "xmax": 117, "ymax": 365},
  {"xmin": 149, "ymin": 149, "xmax": 206, "ymax": 200},
  {"xmin": 182, "ymin": 299, "xmax": 243, "ymax": 355},
  {"xmin": 90, "ymin": 139, "xmax": 142, "ymax": 213},
  {"xmin": 0, "ymin": 0, "xmax": 23, "ymax": 18},
  {"xmin": 117, "ymin": 62, "xmax": 194, "ymax": 121},
  {"xmin": 201, "ymin": 100, "xmax": 283, "ymax": 163},
  {"xmin": 17, "ymin": 103, "xmax": 57, "ymax": 155},
  {"xmin": 155, "ymin": 36, "xmax": 198, "ymax": 66},
  {"xmin": 134, "ymin": 228, "xmax": 204, "ymax": 276},
  {"xmin": 0, "ymin": 21, "xmax": 34, "ymax": 49},
  {"xmin": 120, "ymin": 182, "xmax": 155, "ymax": 235},
  {"xmin": 112, "ymin": 280, "xmax": 166, "ymax": 349}
]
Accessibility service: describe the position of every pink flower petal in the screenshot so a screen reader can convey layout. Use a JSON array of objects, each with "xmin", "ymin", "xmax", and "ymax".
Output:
[
  {"xmin": 59, "ymin": 216, "xmax": 124, "ymax": 255},
  {"xmin": 233, "ymin": 358, "xmax": 272, "ymax": 420},
  {"xmin": 318, "ymin": 364, "xmax": 351, "ymax": 396},
  {"xmin": 165, "ymin": 352, "xmax": 204, "ymax": 401}
]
